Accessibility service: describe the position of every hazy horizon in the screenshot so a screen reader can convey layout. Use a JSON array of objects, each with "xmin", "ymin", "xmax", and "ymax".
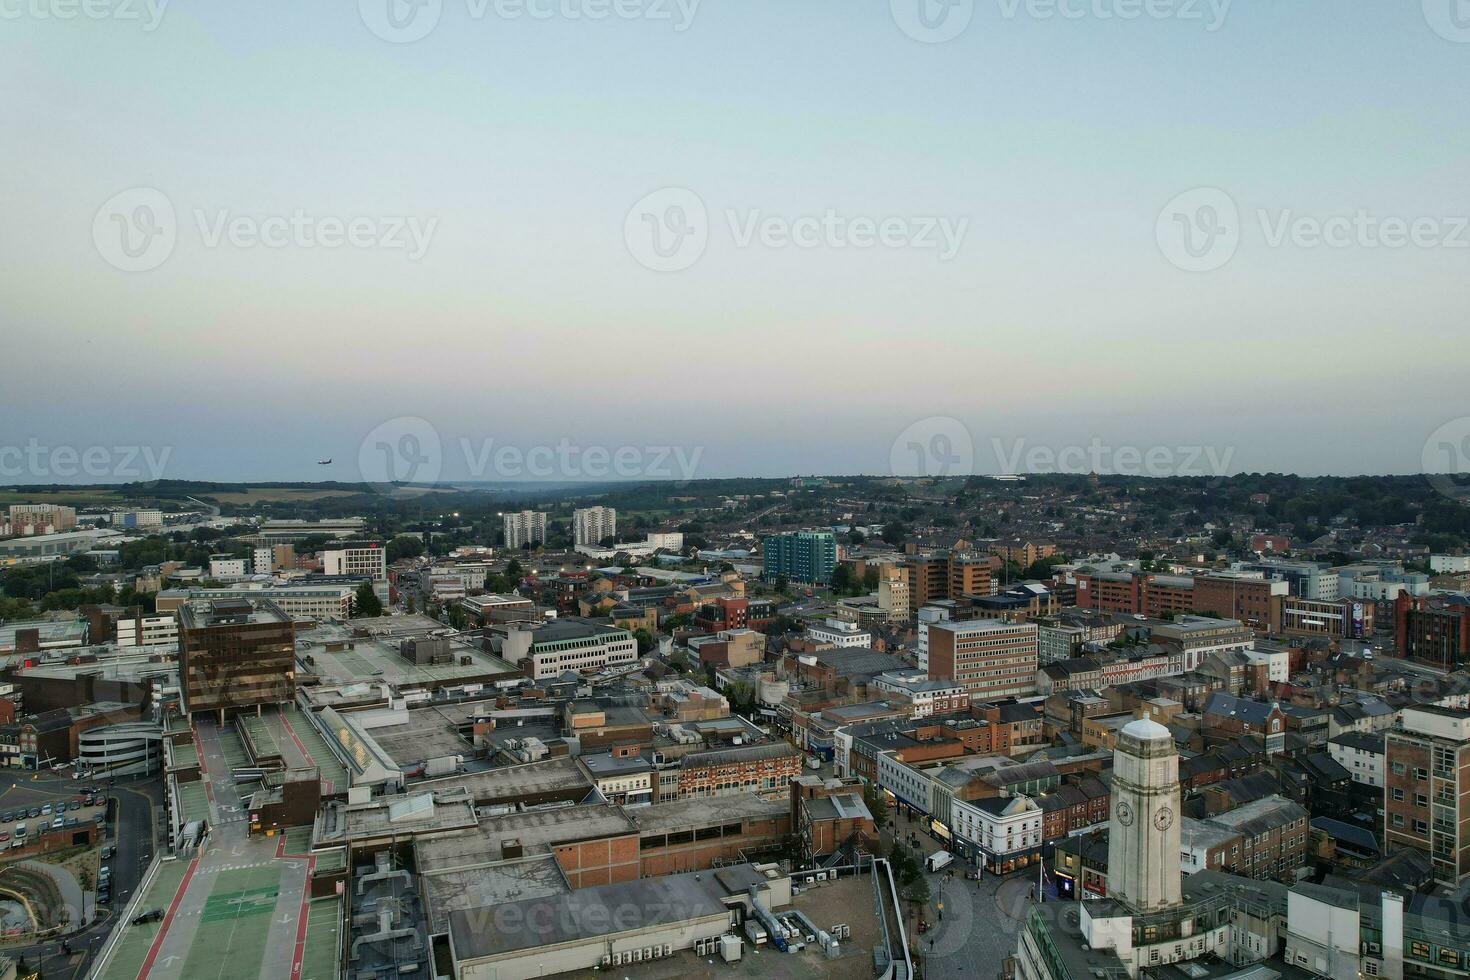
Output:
[{"xmin": 4, "ymin": 2, "xmax": 1468, "ymax": 486}]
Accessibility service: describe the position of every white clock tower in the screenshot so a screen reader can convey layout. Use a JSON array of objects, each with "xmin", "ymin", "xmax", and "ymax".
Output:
[{"xmin": 1106, "ymin": 717, "xmax": 1182, "ymax": 912}]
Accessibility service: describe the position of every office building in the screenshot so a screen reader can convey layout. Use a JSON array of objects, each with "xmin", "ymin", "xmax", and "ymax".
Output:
[
  {"xmin": 7, "ymin": 504, "xmax": 76, "ymax": 535},
  {"xmin": 925, "ymin": 619, "xmax": 1038, "ymax": 700},
  {"xmin": 208, "ymin": 554, "xmax": 250, "ymax": 581},
  {"xmin": 572, "ymin": 507, "xmax": 617, "ymax": 547},
  {"xmin": 257, "ymin": 518, "xmax": 367, "ymax": 542},
  {"xmin": 252, "ymin": 543, "xmax": 295, "ymax": 576},
  {"xmin": 1394, "ymin": 593, "xmax": 1470, "ymax": 670},
  {"xmin": 502, "ymin": 510, "xmax": 547, "ymax": 549},
  {"xmin": 115, "ymin": 613, "xmax": 178, "ymax": 649},
  {"xmin": 320, "ymin": 541, "xmax": 387, "ymax": 582},
  {"xmin": 498, "ymin": 617, "xmax": 639, "ymax": 680},
  {"xmin": 112, "ymin": 509, "xmax": 162, "ymax": 528},
  {"xmin": 1384, "ymin": 704, "xmax": 1470, "ymax": 887},
  {"xmin": 177, "ymin": 597, "xmax": 295, "ymax": 718},
  {"xmin": 1193, "ymin": 573, "xmax": 1288, "ymax": 632},
  {"xmin": 761, "ymin": 529, "xmax": 836, "ymax": 585}
]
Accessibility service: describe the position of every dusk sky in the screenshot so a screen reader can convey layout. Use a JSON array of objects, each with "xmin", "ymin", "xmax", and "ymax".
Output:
[{"xmin": 3, "ymin": 1, "xmax": 1467, "ymax": 484}]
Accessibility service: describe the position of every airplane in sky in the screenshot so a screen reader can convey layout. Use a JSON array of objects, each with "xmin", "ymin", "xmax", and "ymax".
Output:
[{"xmin": 317, "ymin": 458, "xmax": 332, "ymax": 465}]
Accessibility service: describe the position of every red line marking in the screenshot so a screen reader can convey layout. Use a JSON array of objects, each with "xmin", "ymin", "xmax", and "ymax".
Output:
[
  {"xmin": 136, "ymin": 855, "xmax": 199, "ymax": 980},
  {"xmin": 289, "ymin": 856, "xmax": 317, "ymax": 979},
  {"xmin": 277, "ymin": 712, "xmax": 332, "ymax": 796}
]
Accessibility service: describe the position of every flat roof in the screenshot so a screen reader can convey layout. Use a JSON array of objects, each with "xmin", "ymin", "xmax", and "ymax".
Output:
[
  {"xmin": 299, "ymin": 620, "xmax": 521, "ymax": 687},
  {"xmin": 632, "ymin": 791, "xmax": 787, "ymax": 834},
  {"xmin": 417, "ymin": 756, "xmax": 592, "ymax": 804},
  {"xmin": 417, "ymin": 804, "xmax": 636, "ymax": 873},
  {"xmin": 448, "ymin": 865, "xmax": 766, "ymax": 961}
]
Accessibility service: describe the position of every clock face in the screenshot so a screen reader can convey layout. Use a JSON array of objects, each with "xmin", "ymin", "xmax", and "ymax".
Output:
[
  {"xmin": 1115, "ymin": 801, "xmax": 1134, "ymax": 826},
  {"xmin": 1154, "ymin": 807, "xmax": 1174, "ymax": 831}
]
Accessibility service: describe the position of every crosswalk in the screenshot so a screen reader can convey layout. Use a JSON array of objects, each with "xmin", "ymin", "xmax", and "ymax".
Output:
[{"xmin": 195, "ymin": 861, "xmax": 277, "ymax": 875}]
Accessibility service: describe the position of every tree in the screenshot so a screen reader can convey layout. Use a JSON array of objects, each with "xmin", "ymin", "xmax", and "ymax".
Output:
[
  {"xmin": 386, "ymin": 535, "xmax": 426, "ymax": 562},
  {"xmin": 831, "ymin": 564, "xmax": 856, "ymax": 595},
  {"xmin": 353, "ymin": 581, "xmax": 384, "ymax": 618},
  {"xmin": 632, "ymin": 628, "xmax": 656, "ymax": 654},
  {"xmin": 863, "ymin": 781, "xmax": 890, "ymax": 830},
  {"xmin": 881, "ymin": 522, "xmax": 908, "ymax": 546},
  {"xmin": 405, "ymin": 594, "xmax": 417, "ymax": 613},
  {"xmin": 504, "ymin": 557, "xmax": 523, "ymax": 580}
]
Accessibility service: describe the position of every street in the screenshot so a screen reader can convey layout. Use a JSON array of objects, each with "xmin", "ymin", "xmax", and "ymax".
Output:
[
  {"xmin": 883, "ymin": 810, "xmax": 1039, "ymax": 980},
  {"xmin": 0, "ymin": 768, "xmax": 163, "ymax": 980}
]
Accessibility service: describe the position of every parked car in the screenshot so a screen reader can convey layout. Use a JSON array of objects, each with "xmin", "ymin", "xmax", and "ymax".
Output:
[
  {"xmin": 66, "ymin": 801, "xmax": 80, "ymax": 811},
  {"xmin": 132, "ymin": 909, "xmax": 163, "ymax": 925},
  {"xmin": 51, "ymin": 817, "xmax": 63, "ymax": 830},
  {"xmin": 0, "ymin": 833, "xmax": 10, "ymax": 843},
  {"xmin": 27, "ymin": 808, "xmax": 40, "ymax": 819},
  {"xmin": 102, "ymin": 845, "xmax": 115, "ymax": 860},
  {"xmin": 41, "ymin": 804, "xmax": 52, "ymax": 816}
]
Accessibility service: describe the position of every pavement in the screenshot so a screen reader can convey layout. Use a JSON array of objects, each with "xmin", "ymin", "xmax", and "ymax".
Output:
[
  {"xmin": 884, "ymin": 811, "xmax": 1039, "ymax": 980},
  {"xmin": 91, "ymin": 716, "xmax": 339, "ymax": 980},
  {"xmin": 0, "ymin": 768, "xmax": 162, "ymax": 980}
]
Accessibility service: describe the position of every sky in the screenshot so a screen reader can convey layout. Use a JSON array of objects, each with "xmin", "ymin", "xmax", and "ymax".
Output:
[{"xmin": 2, "ymin": 0, "xmax": 1468, "ymax": 486}]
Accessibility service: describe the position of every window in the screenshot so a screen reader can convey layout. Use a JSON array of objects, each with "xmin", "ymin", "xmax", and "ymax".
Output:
[
  {"xmin": 1415, "ymin": 793, "xmax": 1428, "ymax": 808},
  {"xmin": 1392, "ymin": 814, "xmax": 1405, "ymax": 828},
  {"xmin": 1416, "ymin": 768, "xmax": 1429, "ymax": 781},
  {"xmin": 1392, "ymin": 788, "xmax": 1405, "ymax": 802},
  {"xmin": 1391, "ymin": 762, "xmax": 1406, "ymax": 775},
  {"xmin": 1414, "ymin": 819, "xmax": 1428, "ymax": 835}
]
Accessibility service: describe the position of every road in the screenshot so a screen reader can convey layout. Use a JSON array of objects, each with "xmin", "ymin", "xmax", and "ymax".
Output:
[
  {"xmin": 882, "ymin": 809, "xmax": 1039, "ymax": 980},
  {"xmin": 0, "ymin": 769, "xmax": 162, "ymax": 980}
]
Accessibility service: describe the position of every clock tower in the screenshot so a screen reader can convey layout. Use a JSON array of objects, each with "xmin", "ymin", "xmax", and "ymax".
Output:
[{"xmin": 1106, "ymin": 717, "xmax": 1182, "ymax": 912}]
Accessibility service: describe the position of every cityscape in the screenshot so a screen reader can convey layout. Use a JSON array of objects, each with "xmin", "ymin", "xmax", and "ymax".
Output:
[{"xmin": 5, "ymin": 2, "xmax": 1470, "ymax": 980}]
